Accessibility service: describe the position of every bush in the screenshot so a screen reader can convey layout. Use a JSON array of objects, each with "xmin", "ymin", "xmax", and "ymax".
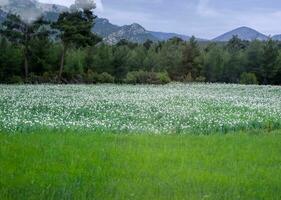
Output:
[
  {"xmin": 184, "ymin": 72, "xmax": 193, "ymax": 82},
  {"xmin": 240, "ymin": 72, "xmax": 258, "ymax": 85},
  {"xmin": 126, "ymin": 71, "xmax": 148, "ymax": 84},
  {"xmin": 96, "ymin": 72, "xmax": 115, "ymax": 83},
  {"xmin": 125, "ymin": 71, "xmax": 171, "ymax": 84},
  {"xmin": 42, "ymin": 72, "xmax": 56, "ymax": 83},
  {"xmin": 156, "ymin": 72, "xmax": 171, "ymax": 84},
  {"xmin": 65, "ymin": 49, "xmax": 86, "ymax": 76},
  {"xmin": 84, "ymin": 70, "xmax": 95, "ymax": 84},
  {"xmin": 195, "ymin": 76, "xmax": 206, "ymax": 83},
  {"xmin": 8, "ymin": 76, "xmax": 24, "ymax": 84}
]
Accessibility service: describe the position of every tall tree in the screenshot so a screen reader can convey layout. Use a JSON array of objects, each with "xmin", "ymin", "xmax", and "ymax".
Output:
[
  {"xmin": 262, "ymin": 38, "xmax": 279, "ymax": 84},
  {"xmin": 0, "ymin": 14, "xmax": 48, "ymax": 80},
  {"xmin": 182, "ymin": 36, "xmax": 201, "ymax": 79},
  {"xmin": 54, "ymin": 0, "xmax": 101, "ymax": 80}
]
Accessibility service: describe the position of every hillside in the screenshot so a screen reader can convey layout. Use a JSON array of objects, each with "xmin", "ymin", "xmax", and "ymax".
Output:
[
  {"xmin": 273, "ymin": 35, "xmax": 281, "ymax": 41},
  {"xmin": 213, "ymin": 26, "xmax": 268, "ymax": 41}
]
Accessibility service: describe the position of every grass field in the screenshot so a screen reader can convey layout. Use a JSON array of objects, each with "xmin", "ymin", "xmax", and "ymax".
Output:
[
  {"xmin": 1, "ymin": 130, "xmax": 281, "ymax": 200},
  {"xmin": 1, "ymin": 84, "xmax": 281, "ymax": 199}
]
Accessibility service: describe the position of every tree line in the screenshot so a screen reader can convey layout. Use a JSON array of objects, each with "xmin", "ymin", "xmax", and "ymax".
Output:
[{"xmin": 0, "ymin": 9, "xmax": 281, "ymax": 85}]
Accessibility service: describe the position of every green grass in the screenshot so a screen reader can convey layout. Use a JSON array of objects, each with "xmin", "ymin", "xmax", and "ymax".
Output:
[{"xmin": 1, "ymin": 130, "xmax": 281, "ymax": 200}]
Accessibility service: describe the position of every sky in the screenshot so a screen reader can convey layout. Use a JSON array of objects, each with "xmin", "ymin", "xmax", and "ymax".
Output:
[{"xmin": 38, "ymin": 0, "xmax": 281, "ymax": 39}]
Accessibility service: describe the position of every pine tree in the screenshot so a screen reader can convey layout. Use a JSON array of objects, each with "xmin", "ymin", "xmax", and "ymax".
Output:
[
  {"xmin": 262, "ymin": 38, "xmax": 279, "ymax": 84},
  {"xmin": 182, "ymin": 36, "xmax": 201, "ymax": 79},
  {"xmin": 53, "ymin": 6, "xmax": 101, "ymax": 81},
  {"xmin": 1, "ymin": 14, "xmax": 49, "ymax": 80}
]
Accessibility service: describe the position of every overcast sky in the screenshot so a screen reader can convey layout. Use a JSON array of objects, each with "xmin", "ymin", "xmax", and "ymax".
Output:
[{"xmin": 38, "ymin": 0, "xmax": 281, "ymax": 39}]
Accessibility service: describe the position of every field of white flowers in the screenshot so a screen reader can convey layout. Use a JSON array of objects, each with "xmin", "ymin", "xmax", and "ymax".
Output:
[{"xmin": 0, "ymin": 83, "xmax": 281, "ymax": 133}]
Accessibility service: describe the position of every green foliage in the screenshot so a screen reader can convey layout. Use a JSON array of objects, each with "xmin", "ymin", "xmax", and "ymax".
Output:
[
  {"xmin": 125, "ymin": 70, "xmax": 171, "ymax": 84},
  {"xmin": 53, "ymin": 10, "xmax": 101, "ymax": 48},
  {"xmin": 1, "ymin": 27, "xmax": 281, "ymax": 85},
  {"xmin": 0, "ymin": 39, "xmax": 23, "ymax": 82},
  {"xmin": 65, "ymin": 48, "xmax": 86, "ymax": 75},
  {"xmin": 261, "ymin": 38, "xmax": 279, "ymax": 84},
  {"xmin": 182, "ymin": 36, "xmax": 201, "ymax": 79},
  {"xmin": 95, "ymin": 72, "xmax": 115, "ymax": 83},
  {"xmin": 8, "ymin": 75, "xmax": 23, "ymax": 84},
  {"xmin": 156, "ymin": 71, "xmax": 171, "ymax": 84},
  {"xmin": 202, "ymin": 43, "xmax": 229, "ymax": 82},
  {"xmin": 0, "ymin": 14, "xmax": 50, "ymax": 78},
  {"xmin": 240, "ymin": 72, "xmax": 259, "ymax": 85}
]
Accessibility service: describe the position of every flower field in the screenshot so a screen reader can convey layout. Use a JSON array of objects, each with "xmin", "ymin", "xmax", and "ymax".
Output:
[{"xmin": 1, "ymin": 83, "xmax": 281, "ymax": 133}]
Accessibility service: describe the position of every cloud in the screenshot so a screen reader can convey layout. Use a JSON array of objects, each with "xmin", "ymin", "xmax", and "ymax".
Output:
[
  {"xmin": 95, "ymin": 0, "xmax": 104, "ymax": 12},
  {"xmin": 197, "ymin": 0, "xmax": 219, "ymax": 17},
  {"xmin": 0, "ymin": 0, "xmax": 9, "ymax": 6}
]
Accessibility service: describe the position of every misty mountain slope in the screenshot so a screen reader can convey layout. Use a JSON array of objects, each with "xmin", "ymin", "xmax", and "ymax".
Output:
[
  {"xmin": 93, "ymin": 18, "xmax": 194, "ymax": 43},
  {"xmin": 93, "ymin": 18, "xmax": 120, "ymax": 38},
  {"xmin": 213, "ymin": 26, "xmax": 269, "ymax": 41},
  {"xmin": 1, "ymin": 0, "xmax": 67, "ymax": 22},
  {"xmin": 149, "ymin": 31, "xmax": 190, "ymax": 41},
  {"xmin": 0, "ymin": 9, "xmax": 6, "ymax": 23},
  {"xmin": 272, "ymin": 35, "xmax": 281, "ymax": 41}
]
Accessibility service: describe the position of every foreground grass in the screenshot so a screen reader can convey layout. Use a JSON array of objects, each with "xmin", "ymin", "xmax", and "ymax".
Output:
[{"xmin": 1, "ymin": 131, "xmax": 281, "ymax": 200}]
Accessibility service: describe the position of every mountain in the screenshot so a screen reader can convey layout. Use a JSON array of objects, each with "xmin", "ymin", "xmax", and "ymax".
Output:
[
  {"xmin": 272, "ymin": 35, "xmax": 281, "ymax": 41},
  {"xmin": 213, "ymin": 26, "xmax": 269, "ymax": 42},
  {"xmin": 93, "ymin": 18, "xmax": 192, "ymax": 44},
  {"xmin": 0, "ymin": 9, "xmax": 6, "ymax": 23},
  {"xmin": 149, "ymin": 31, "xmax": 190, "ymax": 41},
  {"xmin": 3, "ymin": 0, "xmax": 278, "ymax": 44},
  {"xmin": 93, "ymin": 18, "xmax": 120, "ymax": 37},
  {"xmin": 93, "ymin": 18, "xmax": 158, "ymax": 44},
  {"xmin": 103, "ymin": 23, "xmax": 158, "ymax": 44},
  {"xmin": 0, "ymin": 0, "xmax": 192, "ymax": 44},
  {"xmin": 0, "ymin": 0, "xmax": 67, "ymax": 22}
]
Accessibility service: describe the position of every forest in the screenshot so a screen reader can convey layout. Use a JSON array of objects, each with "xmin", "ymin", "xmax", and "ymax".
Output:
[{"xmin": 1, "ymin": 9, "xmax": 281, "ymax": 85}]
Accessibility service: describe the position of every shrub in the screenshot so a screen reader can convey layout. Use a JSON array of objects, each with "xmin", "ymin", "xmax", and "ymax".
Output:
[
  {"xmin": 65, "ymin": 49, "xmax": 86, "ymax": 76},
  {"xmin": 96, "ymin": 72, "xmax": 115, "ymax": 83},
  {"xmin": 195, "ymin": 76, "xmax": 206, "ymax": 83},
  {"xmin": 125, "ymin": 71, "xmax": 171, "ymax": 84},
  {"xmin": 156, "ymin": 72, "xmax": 171, "ymax": 84},
  {"xmin": 126, "ymin": 71, "xmax": 148, "ymax": 84},
  {"xmin": 42, "ymin": 72, "xmax": 55, "ymax": 83},
  {"xmin": 84, "ymin": 70, "xmax": 96, "ymax": 84},
  {"xmin": 184, "ymin": 72, "xmax": 193, "ymax": 82},
  {"xmin": 8, "ymin": 76, "xmax": 24, "ymax": 84},
  {"xmin": 240, "ymin": 72, "xmax": 258, "ymax": 85}
]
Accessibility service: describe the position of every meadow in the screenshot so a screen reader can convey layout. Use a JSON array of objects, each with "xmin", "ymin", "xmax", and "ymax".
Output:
[
  {"xmin": 1, "ymin": 83, "xmax": 281, "ymax": 133},
  {"xmin": 1, "ymin": 83, "xmax": 281, "ymax": 200}
]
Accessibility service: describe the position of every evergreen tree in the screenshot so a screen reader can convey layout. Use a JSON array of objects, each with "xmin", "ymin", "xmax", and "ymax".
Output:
[
  {"xmin": 262, "ymin": 38, "xmax": 279, "ymax": 84},
  {"xmin": 0, "ymin": 14, "xmax": 48, "ymax": 80},
  {"xmin": 182, "ymin": 36, "xmax": 201, "ymax": 79},
  {"xmin": 54, "ymin": 4, "xmax": 101, "ymax": 80}
]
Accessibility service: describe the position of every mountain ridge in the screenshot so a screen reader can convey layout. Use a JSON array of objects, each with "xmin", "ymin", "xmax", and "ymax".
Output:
[{"xmin": 0, "ymin": 0, "xmax": 280, "ymax": 43}]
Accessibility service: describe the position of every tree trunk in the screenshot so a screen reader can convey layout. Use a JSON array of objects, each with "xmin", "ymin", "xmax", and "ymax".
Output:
[{"xmin": 59, "ymin": 45, "xmax": 66, "ymax": 81}]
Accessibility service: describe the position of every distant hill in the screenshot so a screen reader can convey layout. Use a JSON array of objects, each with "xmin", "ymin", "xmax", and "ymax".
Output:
[
  {"xmin": 93, "ymin": 18, "xmax": 193, "ymax": 44},
  {"xmin": 149, "ymin": 31, "xmax": 190, "ymax": 41},
  {"xmin": 103, "ymin": 23, "xmax": 158, "ymax": 44},
  {"xmin": 93, "ymin": 18, "xmax": 120, "ymax": 38},
  {"xmin": 0, "ymin": 8, "xmax": 6, "ymax": 23},
  {"xmin": 213, "ymin": 26, "xmax": 268, "ymax": 42},
  {"xmin": 272, "ymin": 35, "xmax": 281, "ymax": 41}
]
